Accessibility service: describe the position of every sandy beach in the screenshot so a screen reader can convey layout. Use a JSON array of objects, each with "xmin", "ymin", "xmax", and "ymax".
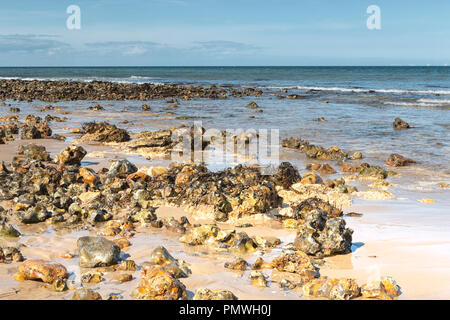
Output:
[{"xmin": 0, "ymin": 77, "xmax": 449, "ymax": 301}]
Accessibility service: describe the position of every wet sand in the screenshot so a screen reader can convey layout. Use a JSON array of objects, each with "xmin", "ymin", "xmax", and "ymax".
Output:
[{"xmin": 0, "ymin": 95, "xmax": 449, "ymax": 300}]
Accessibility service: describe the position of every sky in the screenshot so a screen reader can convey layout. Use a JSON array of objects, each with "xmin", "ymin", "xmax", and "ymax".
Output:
[{"xmin": 0, "ymin": 0, "xmax": 449, "ymax": 66}]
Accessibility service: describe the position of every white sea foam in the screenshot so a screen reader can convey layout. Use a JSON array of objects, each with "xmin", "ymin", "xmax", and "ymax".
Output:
[
  {"xmin": 384, "ymin": 100, "xmax": 450, "ymax": 107},
  {"xmin": 263, "ymin": 85, "xmax": 450, "ymax": 95}
]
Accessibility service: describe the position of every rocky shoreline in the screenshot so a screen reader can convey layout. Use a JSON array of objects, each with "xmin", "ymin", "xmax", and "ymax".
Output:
[
  {"xmin": 2, "ymin": 80, "xmax": 447, "ymax": 300},
  {"xmin": 0, "ymin": 79, "xmax": 264, "ymax": 102}
]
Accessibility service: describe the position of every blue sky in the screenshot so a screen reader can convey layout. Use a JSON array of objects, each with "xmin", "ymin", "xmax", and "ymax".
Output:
[{"xmin": 0, "ymin": 0, "xmax": 449, "ymax": 66}]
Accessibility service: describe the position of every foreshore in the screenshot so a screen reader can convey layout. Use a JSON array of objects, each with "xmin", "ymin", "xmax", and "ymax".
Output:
[{"xmin": 0, "ymin": 79, "xmax": 449, "ymax": 300}]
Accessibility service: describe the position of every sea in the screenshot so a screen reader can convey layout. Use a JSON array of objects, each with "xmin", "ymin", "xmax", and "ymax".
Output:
[{"xmin": 0, "ymin": 66, "xmax": 449, "ymax": 177}]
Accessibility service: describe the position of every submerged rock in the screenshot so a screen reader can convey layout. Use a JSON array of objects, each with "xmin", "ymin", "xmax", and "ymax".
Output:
[
  {"xmin": 385, "ymin": 154, "xmax": 415, "ymax": 167},
  {"xmin": 393, "ymin": 117, "xmax": 410, "ymax": 129},
  {"xmin": 246, "ymin": 101, "xmax": 259, "ymax": 109},
  {"xmin": 77, "ymin": 236, "xmax": 121, "ymax": 268}
]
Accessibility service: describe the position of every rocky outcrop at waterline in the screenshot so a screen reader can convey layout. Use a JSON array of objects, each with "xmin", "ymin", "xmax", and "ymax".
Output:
[{"xmin": 0, "ymin": 79, "xmax": 265, "ymax": 102}]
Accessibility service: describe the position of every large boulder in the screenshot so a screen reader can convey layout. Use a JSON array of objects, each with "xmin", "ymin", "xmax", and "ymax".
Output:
[{"xmin": 77, "ymin": 236, "xmax": 121, "ymax": 268}]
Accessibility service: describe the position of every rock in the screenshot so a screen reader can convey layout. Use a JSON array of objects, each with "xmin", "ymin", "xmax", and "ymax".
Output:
[
  {"xmin": 88, "ymin": 104, "xmax": 104, "ymax": 111},
  {"xmin": 350, "ymin": 151, "xmax": 363, "ymax": 160},
  {"xmin": 246, "ymin": 102, "xmax": 259, "ymax": 109},
  {"xmin": 77, "ymin": 236, "xmax": 121, "ymax": 268},
  {"xmin": 19, "ymin": 206, "xmax": 50, "ymax": 224},
  {"xmin": 81, "ymin": 121, "xmax": 130, "ymax": 143},
  {"xmin": 118, "ymin": 260, "xmax": 138, "ymax": 271},
  {"xmin": 437, "ymin": 182, "xmax": 450, "ymax": 189},
  {"xmin": 78, "ymin": 167, "xmax": 99, "ymax": 186},
  {"xmin": 35, "ymin": 123, "xmax": 52, "ymax": 137},
  {"xmin": 386, "ymin": 154, "xmax": 415, "ymax": 167},
  {"xmin": 300, "ymin": 172, "xmax": 323, "ymax": 185},
  {"xmin": 79, "ymin": 191, "xmax": 102, "ymax": 205},
  {"xmin": 130, "ymin": 208, "xmax": 157, "ymax": 224},
  {"xmin": 15, "ymin": 260, "xmax": 68, "ymax": 283},
  {"xmin": 271, "ymin": 251, "xmax": 318, "ymax": 281},
  {"xmin": 132, "ymin": 264, "xmax": 188, "ymax": 300},
  {"xmin": 302, "ymin": 277, "xmax": 360, "ymax": 300},
  {"xmin": 279, "ymin": 278, "xmax": 298, "ymax": 290},
  {"xmin": 193, "ymin": 288, "xmax": 238, "ymax": 300},
  {"xmin": 148, "ymin": 246, "xmax": 191, "ymax": 278},
  {"xmin": 52, "ymin": 277, "xmax": 67, "ymax": 292},
  {"xmin": 224, "ymin": 258, "xmax": 248, "ymax": 271},
  {"xmin": 113, "ymin": 237, "xmax": 131, "ymax": 249},
  {"xmin": 112, "ymin": 273, "xmax": 133, "ymax": 283},
  {"xmin": 249, "ymin": 271, "xmax": 268, "ymax": 288},
  {"xmin": 21, "ymin": 126, "xmax": 42, "ymax": 140},
  {"xmin": 56, "ymin": 145, "xmax": 86, "ymax": 166},
  {"xmin": 361, "ymin": 276, "xmax": 400, "ymax": 300},
  {"xmin": 106, "ymin": 159, "xmax": 137, "ymax": 181},
  {"xmin": 393, "ymin": 117, "xmax": 410, "ymax": 129},
  {"xmin": 358, "ymin": 164, "xmax": 388, "ymax": 179},
  {"xmin": 142, "ymin": 104, "xmax": 151, "ymax": 111},
  {"xmin": 294, "ymin": 214, "xmax": 353, "ymax": 256},
  {"xmin": 72, "ymin": 288, "xmax": 102, "ymax": 300},
  {"xmin": 1, "ymin": 247, "xmax": 24, "ymax": 263},
  {"xmin": 81, "ymin": 271, "xmax": 103, "ymax": 284},
  {"xmin": 270, "ymin": 162, "xmax": 301, "ymax": 189},
  {"xmin": 0, "ymin": 223, "xmax": 20, "ymax": 238},
  {"xmin": 17, "ymin": 144, "xmax": 51, "ymax": 161}
]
